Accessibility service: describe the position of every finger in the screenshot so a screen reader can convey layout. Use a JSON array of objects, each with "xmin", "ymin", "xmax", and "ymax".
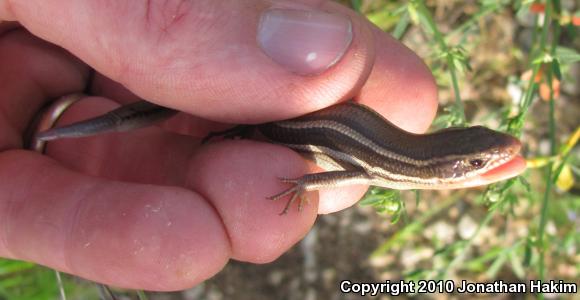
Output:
[
  {"xmin": 2, "ymin": 0, "xmax": 375, "ymax": 122},
  {"xmin": 0, "ymin": 150, "xmax": 230, "ymax": 291},
  {"xmin": 357, "ymin": 24, "xmax": 438, "ymax": 134},
  {"xmin": 186, "ymin": 140, "xmax": 318, "ymax": 262},
  {"xmin": 0, "ymin": 28, "xmax": 88, "ymax": 151},
  {"xmin": 0, "ymin": 29, "xmax": 314, "ymax": 290},
  {"xmin": 0, "ymin": 29, "xmax": 233, "ymax": 290},
  {"xmin": 314, "ymin": 13, "xmax": 439, "ymax": 213},
  {"xmin": 43, "ymin": 97, "xmax": 318, "ymax": 264},
  {"xmin": 0, "ymin": 27, "xmax": 82, "ymax": 257}
]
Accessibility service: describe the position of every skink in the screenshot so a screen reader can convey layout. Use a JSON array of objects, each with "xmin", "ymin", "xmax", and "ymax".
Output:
[{"xmin": 34, "ymin": 96, "xmax": 522, "ymax": 214}]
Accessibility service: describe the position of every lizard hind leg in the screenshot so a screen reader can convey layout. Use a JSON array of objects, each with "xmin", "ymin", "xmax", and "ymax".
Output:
[{"xmin": 267, "ymin": 171, "xmax": 373, "ymax": 215}]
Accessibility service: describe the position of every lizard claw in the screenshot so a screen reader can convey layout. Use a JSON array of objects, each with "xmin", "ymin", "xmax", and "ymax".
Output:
[{"xmin": 267, "ymin": 178, "xmax": 307, "ymax": 215}]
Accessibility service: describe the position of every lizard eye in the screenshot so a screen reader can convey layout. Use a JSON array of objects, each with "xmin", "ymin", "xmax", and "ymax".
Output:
[{"xmin": 469, "ymin": 159, "xmax": 485, "ymax": 168}]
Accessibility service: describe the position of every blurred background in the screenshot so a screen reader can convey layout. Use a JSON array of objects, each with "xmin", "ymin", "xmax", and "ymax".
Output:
[{"xmin": 1, "ymin": 0, "xmax": 578, "ymax": 299}]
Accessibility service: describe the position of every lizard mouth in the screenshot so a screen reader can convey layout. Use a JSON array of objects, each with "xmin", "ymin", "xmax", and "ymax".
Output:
[
  {"xmin": 448, "ymin": 155, "xmax": 526, "ymax": 189},
  {"xmin": 431, "ymin": 155, "xmax": 526, "ymax": 189},
  {"xmin": 479, "ymin": 154, "xmax": 526, "ymax": 182},
  {"xmin": 471, "ymin": 134, "xmax": 525, "ymax": 186},
  {"xmin": 436, "ymin": 135, "xmax": 525, "ymax": 189},
  {"xmin": 478, "ymin": 136, "xmax": 525, "ymax": 183}
]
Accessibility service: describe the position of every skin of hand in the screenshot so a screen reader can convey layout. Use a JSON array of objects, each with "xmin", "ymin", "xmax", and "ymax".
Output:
[{"xmin": 0, "ymin": 0, "xmax": 524, "ymax": 292}]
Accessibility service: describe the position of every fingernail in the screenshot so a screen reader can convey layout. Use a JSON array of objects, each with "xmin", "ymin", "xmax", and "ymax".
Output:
[{"xmin": 257, "ymin": 8, "xmax": 353, "ymax": 75}]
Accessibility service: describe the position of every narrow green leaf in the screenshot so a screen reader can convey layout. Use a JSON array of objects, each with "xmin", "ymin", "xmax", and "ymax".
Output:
[
  {"xmin": 523, "ymin": 238, "xmax": 533, "ymax": 267},
  {"xmin": 555, "ymin": 46, "xmax": 580, "ymax": 64},
  {"xmin": 392, "ymin": 10, "xmax": 410, "ymax": 39},
  {"xmin": 486, "ymin": 250, "xmax": 508, "ymax": 278},
  {"xmin": 350, "ymin": 0, "xmax": 362, "ymax": 12},
  {"xmin": 509, "ymin": 249, "xmax": 526, "ymax": 279},
  {"xmin": 359, "ymin": 195, "xmax": 385, "ymax": 206}
]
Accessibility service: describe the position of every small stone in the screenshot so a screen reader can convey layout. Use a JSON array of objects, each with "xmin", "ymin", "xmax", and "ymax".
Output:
[{"xmin": 458, "ymin": 215, "xmax": 478, "ymax": 240}]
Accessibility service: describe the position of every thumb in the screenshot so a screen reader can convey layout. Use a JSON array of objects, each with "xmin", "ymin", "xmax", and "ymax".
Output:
[{"xmin": 1, "ymin": 0, "xmax": 375, "ymax": 122}]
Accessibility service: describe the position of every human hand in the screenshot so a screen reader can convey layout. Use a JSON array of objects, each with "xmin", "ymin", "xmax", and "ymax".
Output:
[{"xmin": 0, "ymin": 0, "xmax": 523, "ymax": 291}]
